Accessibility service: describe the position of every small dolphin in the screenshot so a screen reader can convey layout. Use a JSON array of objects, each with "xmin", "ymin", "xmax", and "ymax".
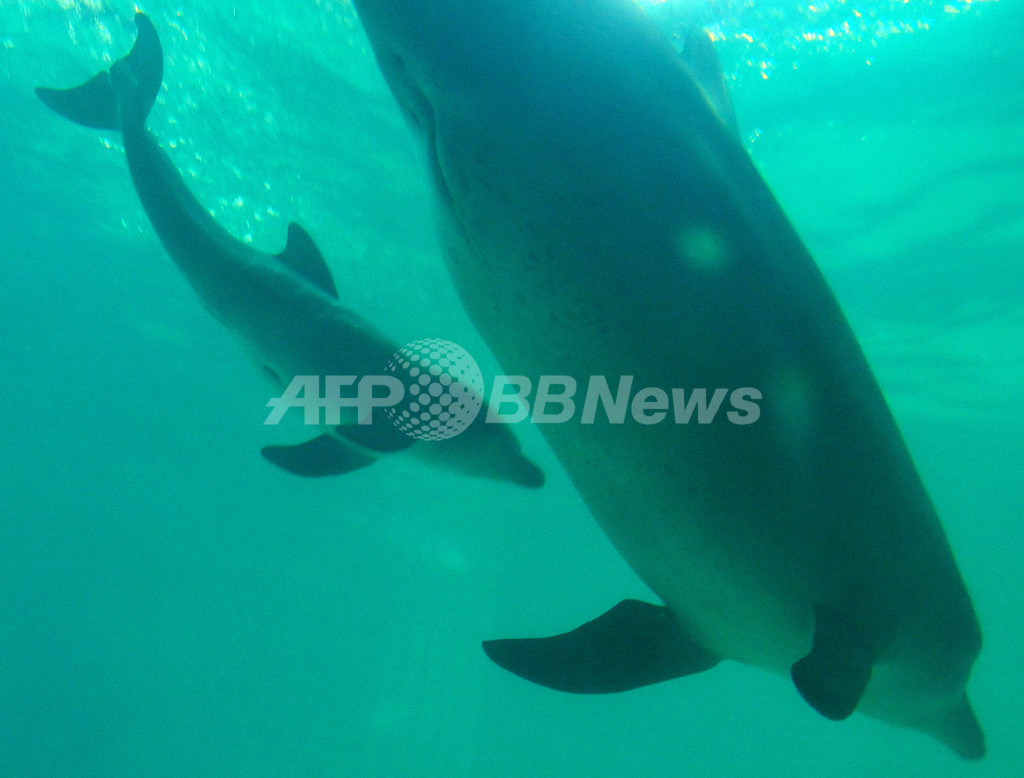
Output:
[
  {"xmin": 351, "ymin": 0, "xmax": 983, "ymax": 757},
  {"xmin": 36, "ymin": 13, "xmax": 543, "ymax": 489}
]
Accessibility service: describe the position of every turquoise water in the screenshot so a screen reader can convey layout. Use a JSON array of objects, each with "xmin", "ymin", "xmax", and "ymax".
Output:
[{"xmin": 1, "ymin": 1, "xmax": 1022, "ymax": 775}]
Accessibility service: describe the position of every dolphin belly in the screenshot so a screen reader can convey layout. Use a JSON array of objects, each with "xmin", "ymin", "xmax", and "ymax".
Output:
[{"xmin": 352, "ymin": 0, "xmax": 984, "ymax": 758}]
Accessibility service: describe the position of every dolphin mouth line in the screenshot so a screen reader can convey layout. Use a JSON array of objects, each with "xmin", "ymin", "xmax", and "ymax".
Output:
[
  {"xmin": 424, "ymin": 110, "xmax": 452, "ymax": 209},
  {"xmin": 382, "ymin": 52, "xmax": 453, "ymax": 208},
  {"xmin": 415, "ymin": 101, "xmax": 453, "ymax": 209}
]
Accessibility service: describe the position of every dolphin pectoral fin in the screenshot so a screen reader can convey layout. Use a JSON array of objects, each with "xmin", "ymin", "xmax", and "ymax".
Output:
[
  {"xmin": 336, "ymin": 423, "xmax": 416, "ymax": 453},
  {"xmin": 791, "ymin": 605, "xmax": 873, "ymax": 720},
  {"xmin": 260, "ymin": 434, "xmax": 375, "ymax": 477},
  {"xmin": 680, "ymin": 29, "xmax": 739, "ymax": 138},
  {"xmin": 275, "ymin": 222, "xmax": 339, "ymax": 300},
  {"xmin": 482, "ymin": 599, "xmax": 719, "ymax": 694}
]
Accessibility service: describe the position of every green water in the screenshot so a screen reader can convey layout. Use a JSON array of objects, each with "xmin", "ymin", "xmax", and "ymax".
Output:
[{"xmin": 1, "ymin": 1, "xmax": 1021, "ymax": 775}]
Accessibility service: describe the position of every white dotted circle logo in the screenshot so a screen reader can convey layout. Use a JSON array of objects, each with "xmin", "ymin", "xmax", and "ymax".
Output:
[{"xmin": 383, "ymin": 339, "xmax": 484, "ymax": 440}]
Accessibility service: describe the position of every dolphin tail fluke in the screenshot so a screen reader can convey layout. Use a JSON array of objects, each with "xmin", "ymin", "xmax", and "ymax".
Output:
[
  {"xmin": 482, "ymin": 599, "xmax": 719, "ymax": 694},
  {"xmin": 35, "ymin": 70, "xmax": 121, "ymax": 130},
  {"xmin": 35, "ymin": 12, "xmax": 162, "ymax": 130}
]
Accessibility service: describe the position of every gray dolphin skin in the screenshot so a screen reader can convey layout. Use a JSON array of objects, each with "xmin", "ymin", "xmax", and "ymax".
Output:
[
  {"xmin": 36, "ymin": 13, "xmax": 543, "ymax": 490},
  {"xmin": 350, "ymin": 0, "xmax": 984, "ymax": 758}
]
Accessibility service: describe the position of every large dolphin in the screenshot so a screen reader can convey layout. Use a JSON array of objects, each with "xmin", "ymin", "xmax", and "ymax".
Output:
[
  {"xmin": 350, "ymin": 0, "xmax": 984, "ymax": 758},
  {"xmin": 36, "ymin": 13, "xmax": 543, "ymax": 489}
]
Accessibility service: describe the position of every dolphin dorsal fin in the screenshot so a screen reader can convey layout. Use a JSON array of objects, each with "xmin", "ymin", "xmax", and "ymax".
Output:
[
  {"xmin": 275, "ymin": 222, "xmax": 339, "ymax": 299},
  {"xmin": 681, "ymin": 30, "xmax": 740, "ymax": 139}
]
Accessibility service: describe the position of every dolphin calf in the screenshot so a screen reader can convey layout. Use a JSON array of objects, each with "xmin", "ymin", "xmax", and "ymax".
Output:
[
  {"xmin": 36, "ymin": 13, "xmax": 543, "ymax": 489},
  {"xmin": 351, "ymin": 0, "xmax": 984, "ymax": 757}
]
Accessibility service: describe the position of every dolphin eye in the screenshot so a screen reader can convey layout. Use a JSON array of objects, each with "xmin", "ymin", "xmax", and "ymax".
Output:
[{"xmin": 385, "ymin": 52, "xmax": 407, "ymax": 78}]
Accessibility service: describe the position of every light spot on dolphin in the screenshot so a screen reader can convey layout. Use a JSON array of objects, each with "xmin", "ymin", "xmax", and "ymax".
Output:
[{"xmin": 675, "ymin": 225, "xmax": 732, "ymax": 273}]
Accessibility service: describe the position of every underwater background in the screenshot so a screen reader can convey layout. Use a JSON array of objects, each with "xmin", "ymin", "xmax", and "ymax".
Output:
[{"xmin": 1, "ymin": 0, "xmax": 1021, "ymax": 775}]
